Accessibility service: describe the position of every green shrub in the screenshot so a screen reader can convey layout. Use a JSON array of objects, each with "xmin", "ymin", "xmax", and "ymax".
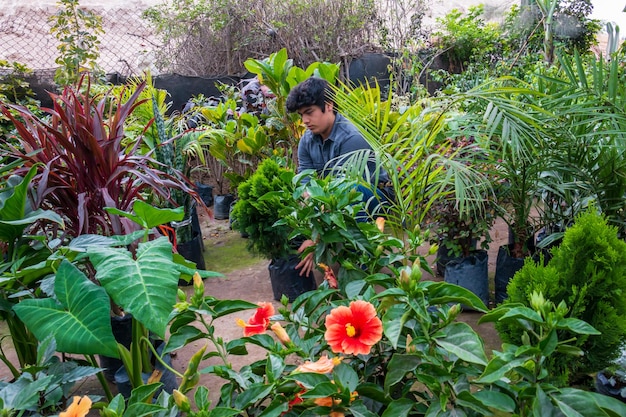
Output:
[
  {"xmin": 498, "ymin": 208, "xmax": 626, "ymax": 385},
  {"xmin": 230, "ymin": 158, "xmax": 295, "ymax": 260}
]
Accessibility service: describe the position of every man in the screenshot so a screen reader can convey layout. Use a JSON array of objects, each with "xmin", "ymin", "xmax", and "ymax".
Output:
[{"xmin": 286, "ymin": 77, "xmax": 389, "ymax": 276}]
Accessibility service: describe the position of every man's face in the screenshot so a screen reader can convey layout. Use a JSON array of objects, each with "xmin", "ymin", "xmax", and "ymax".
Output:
[{"xmin": 297, "ymin": 102, "xmax": 334, "ymax": 138}]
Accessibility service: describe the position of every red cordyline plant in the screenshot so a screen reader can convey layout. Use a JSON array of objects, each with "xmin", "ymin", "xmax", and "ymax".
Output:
[{"xmin": 0, "ymin": 76, "xmax": 197, "ymax": 238}]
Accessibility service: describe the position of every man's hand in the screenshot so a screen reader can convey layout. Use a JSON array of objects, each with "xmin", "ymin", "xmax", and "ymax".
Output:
[{"xmin": 295, "ymin": 239, "xmax": 315, "ymax": 277}]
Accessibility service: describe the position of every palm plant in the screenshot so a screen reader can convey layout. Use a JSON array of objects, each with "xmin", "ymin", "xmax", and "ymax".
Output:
[
  {"xmin": 333, "ymin": 78, "xmax": 551, "ymax": 262},
  {"xmin": 532, "ymin": 51, "xmax": 626, "ymax": 241}
]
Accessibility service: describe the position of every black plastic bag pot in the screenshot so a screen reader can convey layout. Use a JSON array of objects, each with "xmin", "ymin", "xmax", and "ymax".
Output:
[
  {"xmin": 177, "ymin": 231, "xmax": 206, "ymax": 276},
  {"xmin": 214, "ymin": 194, "xmax": 235, "ymax": 220},
  {"xmin": 436, "ymin": 239, "xmax": 477, "ymax": 277},
  {"xmin": 99, "ymin": 314, "xmax": 133, "ymax": 382},
  {"xmin": 269, "ymin": 255, "xmax": 316, "ymax": 302},
  {"xmin": 444, "ymin": 250, "xmax": 489, "ymax": 308},
  {"xmin": 494, "ymin": 243, "xmax": 540, "ymax": 304},
  {"xmin": 596, "ymin": 370, "xmax": 626, "ymax": 403},
  {"xmin": 114, "ymin": 343, "xmax": 177, "ymax": 398},
  {"xmin": 195, "ymin": 182, "xmax": 214, "ymax": 207}
]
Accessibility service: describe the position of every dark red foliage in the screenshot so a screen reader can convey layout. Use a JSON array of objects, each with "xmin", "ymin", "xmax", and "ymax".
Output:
[{"xmin": 0, "ymin": 76, "xmax": 197, "ymax": 238}]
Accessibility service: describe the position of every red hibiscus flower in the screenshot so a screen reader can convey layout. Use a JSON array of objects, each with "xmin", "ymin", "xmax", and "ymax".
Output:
[
  {"xmin": 236, "ymin": 302, "xmax": 275, "ymax": 336},
  {"xmin": 324, "ymin": 300, "xmax": 383, "ymax": 355}
]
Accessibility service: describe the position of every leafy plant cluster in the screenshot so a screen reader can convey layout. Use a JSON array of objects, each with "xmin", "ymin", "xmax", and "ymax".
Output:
[
  {"xmin": 48, "ymin": 0, "xmax": 105, "ymax": 86},
  {"xmin": 500, "ymin": 209, "xmax": 626, "ymax": 386},
  {"xmin": 0, "ymin": 61, "xmax": 40, "ymax": 139},
  {"xmin": 142, "ymin": 0, "xmax": 381, "ymax": 77}
]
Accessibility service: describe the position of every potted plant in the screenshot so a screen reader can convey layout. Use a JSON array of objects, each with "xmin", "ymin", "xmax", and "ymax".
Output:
[
  {"xmin": 0, "ymin": 166, "xmax": 64, "ymax": 375},
  {"xmin": 12, "ymin": 201, "xmax": 221, "ymax": 397},
  {"xmin": 0, "ymin": 75, "xmax": 198, "ymax": 239},
  {"xmin": 498, "ymin": 208, "xmax": 626, "ymax": 387},
  {"xmin": 230, "ymin": 158, "xmax": 316, "ymax": 301}
]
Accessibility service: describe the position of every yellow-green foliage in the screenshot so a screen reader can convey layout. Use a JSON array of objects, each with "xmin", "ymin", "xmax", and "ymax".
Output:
[{"xmin": 499, "ymin": 208, "xmax": 626, "ymax": 385}]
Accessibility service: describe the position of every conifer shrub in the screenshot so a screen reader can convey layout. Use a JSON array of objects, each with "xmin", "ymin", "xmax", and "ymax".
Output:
[
  {"xmin": 497, "ymin": 208, "xmax": 626, "ymax": 385},
  {"xmin": 230, "ymin": 158, "xmax": 295, "ymax": 260}
]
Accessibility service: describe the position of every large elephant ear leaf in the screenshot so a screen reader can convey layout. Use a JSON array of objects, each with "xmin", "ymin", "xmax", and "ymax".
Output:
[
  {"xmin": 88, "ymin": 236, "xmax": 179, "ymax": 338},
  {"xmin": 13, "ymin": 260, "xmax": 118, "ymax": 357}
]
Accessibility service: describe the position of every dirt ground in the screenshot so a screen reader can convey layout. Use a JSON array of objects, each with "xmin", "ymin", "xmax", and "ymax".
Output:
[{"xmin": 0, "ymin": 210, "xmax": 509, "ymax": 412}]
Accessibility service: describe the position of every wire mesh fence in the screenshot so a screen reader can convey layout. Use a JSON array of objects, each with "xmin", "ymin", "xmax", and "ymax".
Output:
[{"xmin": 0, "ymin": 6, "xmax": 161, "ymax": 77}]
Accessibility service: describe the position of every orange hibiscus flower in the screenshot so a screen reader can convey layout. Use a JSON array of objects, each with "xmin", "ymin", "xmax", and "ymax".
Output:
[
  {"xmin": 236, "ymin": 302, "xmax": 275, "ymax": 336},
  {"xmin": 60, "ymin": 396, "xmax": 92, "ymax": 417},
  {"xmin": 294, "ymin": 354, "xmax": 342, "ymax": 374},
  {"xmin": 318, "ymin": 263, "xmax": 338, "ymax": 289},
  {"xmin": 324, "ymin": 300, "xmax": 383, "ymax": 355}
]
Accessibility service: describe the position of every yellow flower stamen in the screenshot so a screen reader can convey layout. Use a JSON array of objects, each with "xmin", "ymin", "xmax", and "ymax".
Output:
[{"xmin": 345, "ymin": 323, "xmax": 356, "ymax": 337}]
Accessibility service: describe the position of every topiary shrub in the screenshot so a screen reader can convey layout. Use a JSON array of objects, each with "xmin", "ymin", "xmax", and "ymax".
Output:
[
  {"xmin": 230, "ymin": 158, "xmax": 295, "ymax": 260},
  {"xmin": 497, "ymin": 208, "xmax": 626, "ymax": 386}
]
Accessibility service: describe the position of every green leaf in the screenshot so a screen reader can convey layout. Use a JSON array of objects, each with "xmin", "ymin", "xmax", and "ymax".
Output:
[
  {"xmin": 233, "ymin": 383, "xmax": 273, "ymax": 409},
  {"xmin": 476, "ymin": 356, "xmax": 528, "ymax": 384},
  {"xmin": 384, "ymin": 354, "xmax": 421, "ymax": 390},
  {"xmin": 213, "ymin": 299, "xmax": 260, "ymax": 318},
  {"xmin": 14, "ymin": 260, "xmax": 118, "ymax": 357},
  {"xmin": 333, "ymin": 363, "xmax": 359, "ymax": 392},
  {"xmin": 209, "ymin": 407, "xmax": 243, "ymax": 417},
  {"xmin": 499, "ymin": 306, "xmax": 544, "ymax": 324},
  {"xmin": 381, "ymin": 398, "xmax": 414, "ymax": 417},
  {"xmin": 0, "ymin": 375, "xmax": 51, "ymax": 411},
  {"xmin": 427, "ymin": 281, "xmax": 488, "ymax": 311},
  {"xmin": 556, "ymin": 317, "xmax": 601, "ymax": 335},
  {"xmin": 472, "ymin": 390, "xmax": 516, "ymax": 413},
  {"xmin": 289, "ymin": 373, "xmax": 331, "ymax": 389},
  {"xmin": 163, "ymin": 325, "xmax": 204, "ymax": 354},
  {"xmin": 382, "ymin": 304, "xmax": 407, "ymax": 349},
  {"xmin": 300, "ymin": 381, "xmax": 340, "ymax": 398},
  {"xmin": 556, "ymin": 388, "xmax": 626, "ymax": 416},
  {"xmin": 435, "ymin": 322, "xmax": 488, "ymax": 366},
  {"xmin": 88, "ymin": 236, "xmax": 179, "ymax": 338},
  {"xmin": 266, "ymin": 353, "xmax": 285, "ymax": 383}
]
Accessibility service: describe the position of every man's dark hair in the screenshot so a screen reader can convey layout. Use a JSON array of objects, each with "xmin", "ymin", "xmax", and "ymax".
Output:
[{"xmin": 286, "ymin": 77, "xmax": 334, "ymax": 113}]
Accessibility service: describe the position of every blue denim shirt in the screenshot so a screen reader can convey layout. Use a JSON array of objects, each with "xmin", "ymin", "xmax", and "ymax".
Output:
[{"xmin": 296, "ymin": 113, "xmax": 389, "ymax": 185}]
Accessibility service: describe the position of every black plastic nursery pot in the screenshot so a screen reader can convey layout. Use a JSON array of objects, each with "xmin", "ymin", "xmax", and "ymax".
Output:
[
  {"xmin": 444, "ymin": 250, "xmax": 489, "ymax": 308},
  {"xmin": 596, "ymin": 370, "xmax": 626, "ymax": 403},
  {"xmin": 99, "ymin": 314, "xmax": 133, "ymax": 382},
  {"xmin": 214, "ymin": 194, "xmax": 235, "ymax": 220},
  {"xmin": 269, "ymin": 255, "xmax": 317, "ymax": 302},
  {"xmin": 494, "ymin": 243, "xmax": 540, "ymax": 304},
  {"xmin": 113, "ymin": 343, "xmax": 177, "ymax": 398}
]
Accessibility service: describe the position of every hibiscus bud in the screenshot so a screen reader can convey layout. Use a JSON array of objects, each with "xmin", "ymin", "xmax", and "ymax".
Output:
[
  {"xmin": 428, "ymin": 242, "xmax": 439, "ymax": 256},
  {"xmin": 180, "ymin": 344, "xmax": 207, "ymax": 393},
  {"xmin": 100, "ymin": 409, "xmax": 118, "ymax": 417},
  {"xmin": 448, "ymin": 303, "xmax": 461, "ymax": 320},
  {"xmin": 177, "ymin": 289, "xmax": 186, "ymax": 302},
  {"xmin": 172, "ymin": 389, "xmax": 191, "ymax": 412},
  {"xmin": 271, "ymin": 322, "xmax": 292, "ymax": 346},
  {"xmin": 405, "ymin": 334, "xmax": 416, "ymax": 353},
  {"xmin": 398, "ymin": 267, "xmax": 412, "ymax": 291},
  {"xmin": 375, "ymin": 217, "xmax": 385, "ymax": 232},
  {"xmin": 410, "ymin": 263, "xmax": 423, "ymax": 282}
]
